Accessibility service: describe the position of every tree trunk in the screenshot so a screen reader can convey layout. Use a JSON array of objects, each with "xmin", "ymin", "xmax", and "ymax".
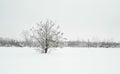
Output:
[{"xmin": 44, "ymin": 48, "xmax": 48, "ymax": 53}]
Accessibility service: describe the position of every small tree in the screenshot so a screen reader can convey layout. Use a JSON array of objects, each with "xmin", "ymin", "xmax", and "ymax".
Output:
[
  {"xmin": 30, "ymin": 20, "xmax": 64, "ymax": 53},
  {"xmin": 22, "ymin": 30, "xmax": 33, "ymax": 47}
]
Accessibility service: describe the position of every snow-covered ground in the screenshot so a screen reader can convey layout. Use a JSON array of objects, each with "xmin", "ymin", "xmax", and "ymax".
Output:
[{"xmin": 0, "ymin": 47, "xmax": 120, "ymax": 74}]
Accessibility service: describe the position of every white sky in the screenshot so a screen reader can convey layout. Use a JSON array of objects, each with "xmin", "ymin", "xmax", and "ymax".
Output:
[{"xmin": 0, "ymin": 0, "xmax": 120, "ymax": 41}]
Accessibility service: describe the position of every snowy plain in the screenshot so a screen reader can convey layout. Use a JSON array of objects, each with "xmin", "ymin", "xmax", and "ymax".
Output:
[{"xmin": 0, "ymin": 47, "xmax": 120, "ymax": 74}]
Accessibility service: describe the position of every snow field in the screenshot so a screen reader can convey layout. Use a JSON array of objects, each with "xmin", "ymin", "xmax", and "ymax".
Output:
[{"xmin": 0, "ymin": 47, "xmax": 120, "ymax": 74}]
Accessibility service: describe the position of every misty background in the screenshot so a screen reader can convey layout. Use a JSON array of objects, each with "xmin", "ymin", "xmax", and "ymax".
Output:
[{"xmin": 0, "ymin": 0, "xmax": 120, "ymax": 41}]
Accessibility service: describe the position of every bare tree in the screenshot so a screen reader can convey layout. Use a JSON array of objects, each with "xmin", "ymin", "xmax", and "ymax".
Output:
[{"xmin": 30, "ymin": 20, "xmax": 64, "ymax": 53}]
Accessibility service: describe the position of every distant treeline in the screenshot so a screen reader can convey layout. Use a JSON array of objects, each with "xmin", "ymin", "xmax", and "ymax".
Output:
[
  {"xmin": 0, "ymin": 37, "xmax": 37, "ymax": 47},
  {"xmin": 0, "ymin": 37, "xmax": 22, "ymax": 47},
  {"xmin": 0, "ymin": 37, "xmax": 120, "ymax": 48},
  {"xmin": 66, "ymin": 41, "xmax": 120, "ymax": 48}
]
